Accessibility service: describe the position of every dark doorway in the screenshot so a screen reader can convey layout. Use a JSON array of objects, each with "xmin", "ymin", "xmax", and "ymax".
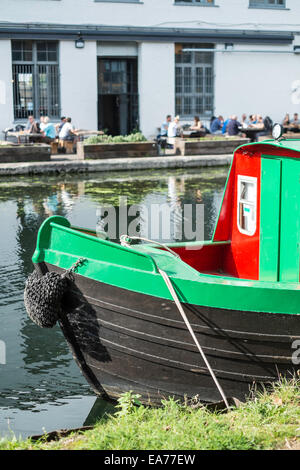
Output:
[
  {"xmin": 99, "ymin": 95, "xmax": 120, "ymax": 135},
  {"xmin": 98, "ymin": 58, "xmax": 139, "ymax": 136}
]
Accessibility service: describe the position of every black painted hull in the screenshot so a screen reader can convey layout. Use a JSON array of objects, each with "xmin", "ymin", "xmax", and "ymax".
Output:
[{"xmin": 36, "ymin": 262, "xmax": 300, "ymax": 405}]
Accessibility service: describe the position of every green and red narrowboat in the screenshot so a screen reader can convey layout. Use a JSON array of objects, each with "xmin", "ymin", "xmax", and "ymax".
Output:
[{"xmin": 26, "ymin": 136, "xmax": 300, "ymax": 405}]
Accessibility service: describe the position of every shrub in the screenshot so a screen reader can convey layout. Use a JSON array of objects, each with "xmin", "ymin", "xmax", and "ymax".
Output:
[{"xmin": 84, "ymin": 132, "xmax": 147, "ymax": 145}]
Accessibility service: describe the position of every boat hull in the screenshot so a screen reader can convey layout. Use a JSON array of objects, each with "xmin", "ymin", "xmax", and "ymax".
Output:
[{"xmin": 36, "ymin": 262, "xmax": 300, "ymax": 405}]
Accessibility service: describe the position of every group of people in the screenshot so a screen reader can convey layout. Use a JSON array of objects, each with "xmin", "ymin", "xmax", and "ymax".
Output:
[
  {"xmin": 209, "ymin": 114, "xmax": 273, "ymax": 139},
  {"xmin": 24, "ymin": 115, "xmax": 79, "ymax": 143},
  {"xmin": 158, "ymin": 113, "xmax": 273, "ymax": 144},
  {"xmin": 282, "ymin": 113, "xmax": 300, "ymax": 131},
  {"xmin": 158, "ymin": 115, "xmax": 208, "ymax": 144},
  {"xmin": 159, "ymin": 115, "xmax": 180, "ymax": 141},
  {"xmin": 157, "ymin": 112, "xmax": 284, "ymax": 146}
]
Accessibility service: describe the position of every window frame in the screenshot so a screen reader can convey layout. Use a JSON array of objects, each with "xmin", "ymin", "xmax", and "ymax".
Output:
[
  {"xmin": 237, "ymin": 175, "xmax": 257, "ymax": 237},
  {"xmin": 174, "ymin": 0, "xmax": 216, "ymax": 5},
  {"xmin": 175, "ymin": 44, "xmax": 214, "ymax": 120},
  {"xmin": 11, "ymin": 40, "xmax": 61, "ymax": 121},
  {"xmin": 94, "ymin": 0, "xmax": 142, "ymax": 3},
  {"xmin": 249, "ymin": 0, "xmax": 286, "ymax": 9}
]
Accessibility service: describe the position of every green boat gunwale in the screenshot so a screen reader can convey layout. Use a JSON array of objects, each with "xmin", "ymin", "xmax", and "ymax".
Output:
[
  {"xmin": 32, "ymin": 216, "xmax": 300, "ymax": 316},
  {"xmin": 235, "ymin": 138, "xmax": 300, "ymax": 156}
]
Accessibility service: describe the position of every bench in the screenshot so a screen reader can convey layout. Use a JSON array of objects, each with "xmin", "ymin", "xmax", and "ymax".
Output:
[
  {"xmin": 59, "ymin": 139, "xmax": 74, "ymax": 154},
  {"xmin": 50, "ymin": 140, "xmax": 59, "ymax": 155}
]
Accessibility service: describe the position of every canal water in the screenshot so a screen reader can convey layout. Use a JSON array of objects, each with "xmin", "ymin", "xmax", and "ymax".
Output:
[{"xmin": 0, "ymin": 167, "xmax": 228, "ymax": 438}]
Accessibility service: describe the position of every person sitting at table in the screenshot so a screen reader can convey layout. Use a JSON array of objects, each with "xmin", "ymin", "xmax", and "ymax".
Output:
[
  {"xmin": 251, "ymin": 115, "xmax": 272, "ymax": 141},
  {"xmin": 157, "ymin": 115, "xmax": 172, "ymax": 139},
  {"xmin": 210, "ymin": 115, "xmax": 223, "ymax": 134},
  {"xmin": 25, "ymin": 115, "xmax": 39, "ymax": 134},
  {"xmin": 222, "ymin": 116, "xmax": 231, "ymax": 134},
  {"xmin": 42, "ymin": 116, "xmax": 56, "ymax": 143},
  {"xmin": 167, "ymin": 115, "xmax": 182, "ymax": 146},
  {"xmin": 25, "ymin": 115, "xmax": 42, "ymax": 142},
  {"xmin": 249, "ymin": 115, "xmax": 264, "ymax": 129},
  {"xmin": 227, "ymin": 115, "xmax": 241, "ymax": 136},
  {"xmin": 240, "ymin": 114, "xmax": 248, "ymax": 129},
  {"xmin": 290, "ymin": 113, "xmax": 300, "ymax": 131},
  {"xmin": 39, "ymin": 116, "xmax": 46, "ymax": 132},
  {"xmin": 59, "ymin": 117, "xmax": 78, "ymax": 143},
  {"xmin": 55, "ymin": 116, "xmax": 67, "ymax": 136},
  {"xmin": 249, "ymin": 114, "xmax": 257, "ymax": 125},
  {"xmin": 189, "ymin": 116, "xmax": 206, "ymax": 137},
  {"xmin": 282, "ymin": 113, "xmax": 290, "ymax": 127}
]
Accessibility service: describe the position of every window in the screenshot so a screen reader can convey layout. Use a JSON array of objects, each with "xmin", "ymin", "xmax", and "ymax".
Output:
[
  {"xmin": 175, "ymin": 44, "xmax": 214, "ymax": 119},
  {"xmin": 237, "ymin": 176, "xmax": 257, "ymax": 236},
  {"xmin": 95, "ymin": 0, "xmax": 141, "ymax": 2},
  {"xmin": 12, "ymin": 40, "xmax": 60, "ymax": 120},
  {"xmin": 174, "ymin": 0, "xmax": 215, "ymax": 5},
  {"xmin": 249, "ymin": 0, "xmax": 286, "ymax": 8}
]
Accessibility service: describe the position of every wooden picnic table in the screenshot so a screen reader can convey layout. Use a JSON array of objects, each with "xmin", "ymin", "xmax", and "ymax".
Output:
[
  {"xmin": 6, "ymin": 131, "xmax": 42, "ymax": 144},
  {"xmin": 238, "ymin": 127, "xmax": 263, "ymax": 142},
  {"xmin": 283, "ymin": 126, "xmax": 300, "ymax": 134},
  {"xmin": 76, "ymin": 129, "xmax": 104, "ymax": 141}
]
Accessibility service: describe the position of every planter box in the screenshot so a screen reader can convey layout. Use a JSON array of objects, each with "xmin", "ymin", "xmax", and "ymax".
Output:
[
  {"xmin": 77, "ymin": 141, "xmax": 157, "ymax": 160},
  {"xmin": 0, "ymin": 144, "xmax": 51, "ymax": 163},
  {"xmin": 177, "ymin": 138, "xmax": 250, "ymax": 156}
]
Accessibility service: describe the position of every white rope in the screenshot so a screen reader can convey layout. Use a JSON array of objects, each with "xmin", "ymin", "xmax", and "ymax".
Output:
[
  {"xmin": 120, "ymin": 234, "xmax": 181, "ymax": 259},
  {"xmin": 158, "ymin": 267, "xmax": 230, "ymax": 409},
  {"xmin": 120, "ymin": 234, "xmax": 230, "ymax": 409}
]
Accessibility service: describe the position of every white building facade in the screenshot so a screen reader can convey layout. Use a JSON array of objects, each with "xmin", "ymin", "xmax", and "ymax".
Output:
[{"xmin": 0, "ymin": 0, "xmax": 300, "ymax": 138}]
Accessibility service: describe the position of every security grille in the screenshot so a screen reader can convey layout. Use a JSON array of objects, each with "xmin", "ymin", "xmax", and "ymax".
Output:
[
  {"xmin": 249, "ymin": 0, "xmax": 285, "ymax": 6},
  {"xmin": 174, "ymin": 0, "xmax": 215, "ymax": 4},
  {"xmin": 12, "ymin": 40, "xmax": 60, "ymax": 120},
  {"xmin": 175, "ymin": 44, "xmax": 214, "ymax": 119}
]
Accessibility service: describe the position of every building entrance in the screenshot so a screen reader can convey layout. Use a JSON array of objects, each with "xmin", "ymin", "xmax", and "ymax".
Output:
[{"xmin": 98, "ymin": 58, "xmax": 138, "ymax": 135}]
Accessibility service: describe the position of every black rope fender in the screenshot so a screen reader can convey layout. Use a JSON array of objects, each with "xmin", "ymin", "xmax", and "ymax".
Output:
[{"xmin": 24, "ymin": 258, "xmax": 86, "ymax": 328}]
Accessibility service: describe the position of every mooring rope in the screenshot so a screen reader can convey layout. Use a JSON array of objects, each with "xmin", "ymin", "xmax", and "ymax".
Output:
[
  {"xmin": 158, "ymin": 267, "xmax": 229, "ymax": 409},
  {"xmin": 120, "ymin": 235, "xmax": 230, "ymax": 409},
  {"xmin": 62, "ymin": 257, "xmax": 87, "ymax": 278},
  {"xmin": 120, "ymin": 235, "xmax": 181, "ymax": 259}
]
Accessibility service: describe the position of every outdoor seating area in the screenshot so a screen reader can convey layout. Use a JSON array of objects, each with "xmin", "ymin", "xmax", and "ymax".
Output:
[
  {"xmin": 2, "ymin": 115, "xmax": 104, "ymax": 156},
  {"xmin": 2, "ymin": 111, "xmax": 300, "ymax": 164},
  {"xmin": 157, "ymin": 112, "xmax": 300, "ymax": 148}
]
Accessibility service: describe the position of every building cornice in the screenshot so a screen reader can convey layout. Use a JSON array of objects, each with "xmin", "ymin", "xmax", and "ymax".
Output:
[{"xmin": 0, "ymin": 22, "xmax": 294, "ymax": 44}]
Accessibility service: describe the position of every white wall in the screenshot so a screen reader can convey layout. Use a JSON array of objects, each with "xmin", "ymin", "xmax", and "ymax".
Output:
[
  {"xmin": 138, "ymin": 42, "xmax": 175, "ymax": 138},
  {"xmin": 1, "ymin": 0, "xmax": 300, "ymax": 33},
  {"xmin": 2, "ymin": 1, "xmax": 300, "ymax": 136},
  {"xmin": 60, "ymin": 40, "xmax": 97, "ymax": 130},
  {"xmin": 97, "ymin": 42, "xmax": 138, "ymax": 57},
  {"xmin": 0, "ymin": 40, "xmax": 14, "ymax": 138},
  {"xmin": 214, "ymin": 44, "xmax": 300, "ymax": 123}
]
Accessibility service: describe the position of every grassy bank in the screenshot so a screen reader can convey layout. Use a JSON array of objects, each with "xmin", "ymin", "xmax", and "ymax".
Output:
[{"xmin": 1, "ymin": 379, "xmax": 300, "ymax": 450}]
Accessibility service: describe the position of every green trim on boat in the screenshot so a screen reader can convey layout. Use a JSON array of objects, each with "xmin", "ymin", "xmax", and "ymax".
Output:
[
  {"xmin": 259, "ymin": 158, "xmax": 281, "ymax": 282},
  {"xmin": 32, "ymin": 216, "xmax": 300, "ymax": 316},
  {"xmin": 236, "ymin": 138, "xmax": 300, "ymax": 155},
  {"xmin": 279, "ymin": 158, "xmax": 300, "ymax": 282}
]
